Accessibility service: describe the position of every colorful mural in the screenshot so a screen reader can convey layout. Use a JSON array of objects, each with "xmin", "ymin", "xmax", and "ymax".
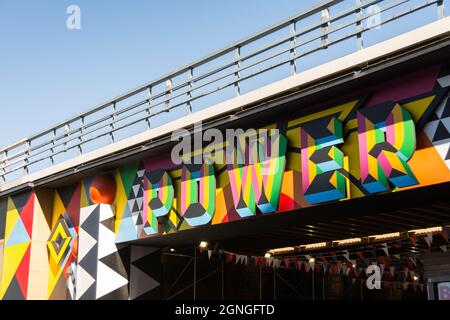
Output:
[
  {"xmin": 0, "ymin": 63, "xmax": 449, "ymax": 300},
  {"xmin": 111, "ymin": 63, "xmax": 450, "ymax": 241}
]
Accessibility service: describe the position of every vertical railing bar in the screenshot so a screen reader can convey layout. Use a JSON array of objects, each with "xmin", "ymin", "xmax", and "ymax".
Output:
[
  {"xmin": 437, "ymin": 0, "xmax": 444, "ymax": 19},
  {"xmin": 356, "ymin": 0, "xmax": 364, "ymax": 50},
  {"xmin": 2, "ymin": 150, "xmax": 7, "ymax": 182},
  {"xmin": 78, "ymin": 116, "xmax": 84, "ymax": 154},
  {"xmin": 50, "ymin": 129, "xmax": 56, "ymax": 165},
  {"xmin": 290, "ymin": 21, "xmax": 297, "ymax": 75},
  {"xmin": 321, "ymin": 8, "xmax": 331, "ymax": 49},
  {"xmin": 234, "ymin": 46, "xmax": 241, "ymax": 97},
  {"xmin": 165, "ymin": 79, "xmax": 173, "ymax": 111},
  {"xmin": 110, "ymin": 103, "xmax": 116, "ymax": 143},
  {"xmin": 146, "ymin": 87, "xmax": 152, "ymax": 128},
  {"xmin": 63, "ymin": 123, "xmax": 70, "ymax": 152},
  {"xmin": 23, "ymin": 140, "xmax": 30, "ymax": 176},
  {"xmin": 188, "ymin": 68, "xmax": 194, "ymax": 114}
]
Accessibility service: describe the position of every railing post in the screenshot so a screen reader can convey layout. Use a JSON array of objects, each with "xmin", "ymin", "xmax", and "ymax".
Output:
[
  {"xmin": 290, "ymin": 21, "xmax": 297, "ymax": 75},
  {"xmin": 165, "ymin": 79, "xmax": 173, "ymax": 110},
  {"xmin": 23, "ymin": 140, "xmax": 30, "ymax": 176},
  {"xmin": 234, "ymin": 47, "xmax": 241, "ymax": 96},
  {"xmin": 63, "ymin": 124, "xmax": 70, "ymax": 152},
  {"xmin": 437, "ymin": 0, "xmax": 444, "ymax": 19},
  {"xmin": 50, "ymin": 129, "xmax": 56, "ymax": 165},
  {"xmin": 2, "ymin": 150, "xmax": 8, "ymax": 182},
  {"xmin": 356, "ymin": 0, "xmax": 364, "ymax": 50},
  {"xmin": 78, "ymin": 116, "xmax": 84, "ymax": 154},
  {"xmin": 187, "ymin": 68, "xmax": 194, "ymax": 114},
  {"xmin": 110, "ymin": 103, "xmax": 116, "ymax": 143},
  {"xmin": 321, "ymin": 8, "xmax": 330, "ymax": 49},
  {"xmin": 146, "ymin": 87, "xmax": 152, "ymax": 128}
]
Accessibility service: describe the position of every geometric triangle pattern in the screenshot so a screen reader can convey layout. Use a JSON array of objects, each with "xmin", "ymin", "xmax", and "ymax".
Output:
[
  {"xmin": 76, "ymin": 205, "xmax": 99, "ymax": 300},
  {"xmin": 96, "ymin": 205, "xmax": 129, "ymax": 300},
  {"xmin": 0, "ymin": 192, "xmax": 34, "ymax": 300},
  {"xmin": 128, "ymin": 167, "xmax": 145, "ymax": 237},
  {"xmin": 115, "ymin": 164, "xmax": 140, "ymax": 243},
  {"xmin": 129, "ymin": 246, "xmax": 161, "ymax": 300},
  {"xmin": 75, "ymin": 204, "xmax": 129, "ymax": 300},
  {"xmin": 424, "ymin": 96, "xmax": 450, "ymax": 169}
]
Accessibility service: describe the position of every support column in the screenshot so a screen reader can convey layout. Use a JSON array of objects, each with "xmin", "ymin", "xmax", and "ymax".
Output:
[{"xmin": 27, "ymin": 189, "xmax": 53, "ymax": 300}]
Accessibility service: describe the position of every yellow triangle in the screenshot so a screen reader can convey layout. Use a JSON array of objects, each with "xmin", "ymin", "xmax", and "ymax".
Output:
[
  {"xmin": 402, "ymin": 96, "xmax": 435, "ymax": 123},
  {"xmin": 52, "ymin": 192, "xmax": 65, "ymax": 227},
  {"xmin": 0, "ymin": 242, "xmax": 30, "ymax": 299},
  {"xmin": 4, "ymin": 204, "xmax": 19, "ymax": 240},
  {"xmin": 329, "ymin": 171, "xmax": 337, "ymax": 188},
  {"xmin": 80, "ymin": 181, "xmax": 89, "ymax": 208}
]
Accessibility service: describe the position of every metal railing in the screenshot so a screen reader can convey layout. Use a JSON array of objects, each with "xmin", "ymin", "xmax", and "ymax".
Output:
[{"xmin": 0, "ymin": 0, "xmax": 447, "ymax": 183}]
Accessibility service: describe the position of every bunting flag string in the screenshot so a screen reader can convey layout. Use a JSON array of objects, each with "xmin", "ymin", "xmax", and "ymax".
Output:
[{"xmin": 192, "ymin": 231, "xmax": 449, "ymax": 290}]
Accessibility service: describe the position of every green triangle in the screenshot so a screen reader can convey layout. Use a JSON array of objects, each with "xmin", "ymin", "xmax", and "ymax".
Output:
[{"xmin": 119, "ymin": 163, "xmax": 139, "ymax": 197}]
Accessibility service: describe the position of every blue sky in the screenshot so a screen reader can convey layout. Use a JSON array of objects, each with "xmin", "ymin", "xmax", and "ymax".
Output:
[
  {"xmin": 0, "ymin": 0, "xmax": 321, "ymax": 148},
  {"xmin": 0, "ymin": 0, "xmax": 445, "ymax": 149}
]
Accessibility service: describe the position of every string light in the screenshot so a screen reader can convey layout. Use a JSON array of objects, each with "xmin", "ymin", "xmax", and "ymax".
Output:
[
  {"xmin": 333, "ymin": 238, "xmax": 362, "ymax": 246},
  {"xmin": 303, "ymin": 242, "xmax": 327, "ymax": 250},
  {"xmin": 409, "ymin": 227, "xmax": 442, "ymax": 236},
  {"xmin": 370, "ymin": 232, "xmax": 400, "ymax": 240},
  {"xmin": 269, "ymin": 247, "xmax": 295, "ymax": 255}
]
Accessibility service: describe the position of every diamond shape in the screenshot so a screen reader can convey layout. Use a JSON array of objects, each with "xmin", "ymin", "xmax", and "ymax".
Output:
[{"xmin": 47, "ymin": 217, "xmax": 74, "ymax": 266}]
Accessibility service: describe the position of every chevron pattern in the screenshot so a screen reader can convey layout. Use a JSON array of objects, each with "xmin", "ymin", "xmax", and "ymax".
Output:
[
  {"xmin": 424, "ymin": 95, "xmax": 450, "ymax": 169},
  {"xmin": 76, "ymin": 205, "xmax": 128, "ymax": 300}
]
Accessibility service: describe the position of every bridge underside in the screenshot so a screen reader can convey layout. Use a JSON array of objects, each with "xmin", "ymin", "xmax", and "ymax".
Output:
[{"xmin": 129, "ymin": 182, "xmax": 450, "ymax": 255}]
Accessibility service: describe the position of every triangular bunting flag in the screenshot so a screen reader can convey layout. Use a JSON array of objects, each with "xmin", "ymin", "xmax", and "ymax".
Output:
[
  {"xmin": 424, "ymin": 233, "xmax": 433, "ymax": 247},
  {"xmin": 380, "ymin": 263, "xmax": 386, "ymax": 275},
  {"xmin": 343, "ymin": 250, "xmax": 350, "ymax": 262},
  {"xmin": 284, "ymin": 258, "xmax": 290, "ymax": 269},
  {"xmin": 382, "ymin": 243, "xmax": 389, "ymax": 257},
  {"xmin": 304, "ymin": 262, "xmax": 311, "ymax": 272}
]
